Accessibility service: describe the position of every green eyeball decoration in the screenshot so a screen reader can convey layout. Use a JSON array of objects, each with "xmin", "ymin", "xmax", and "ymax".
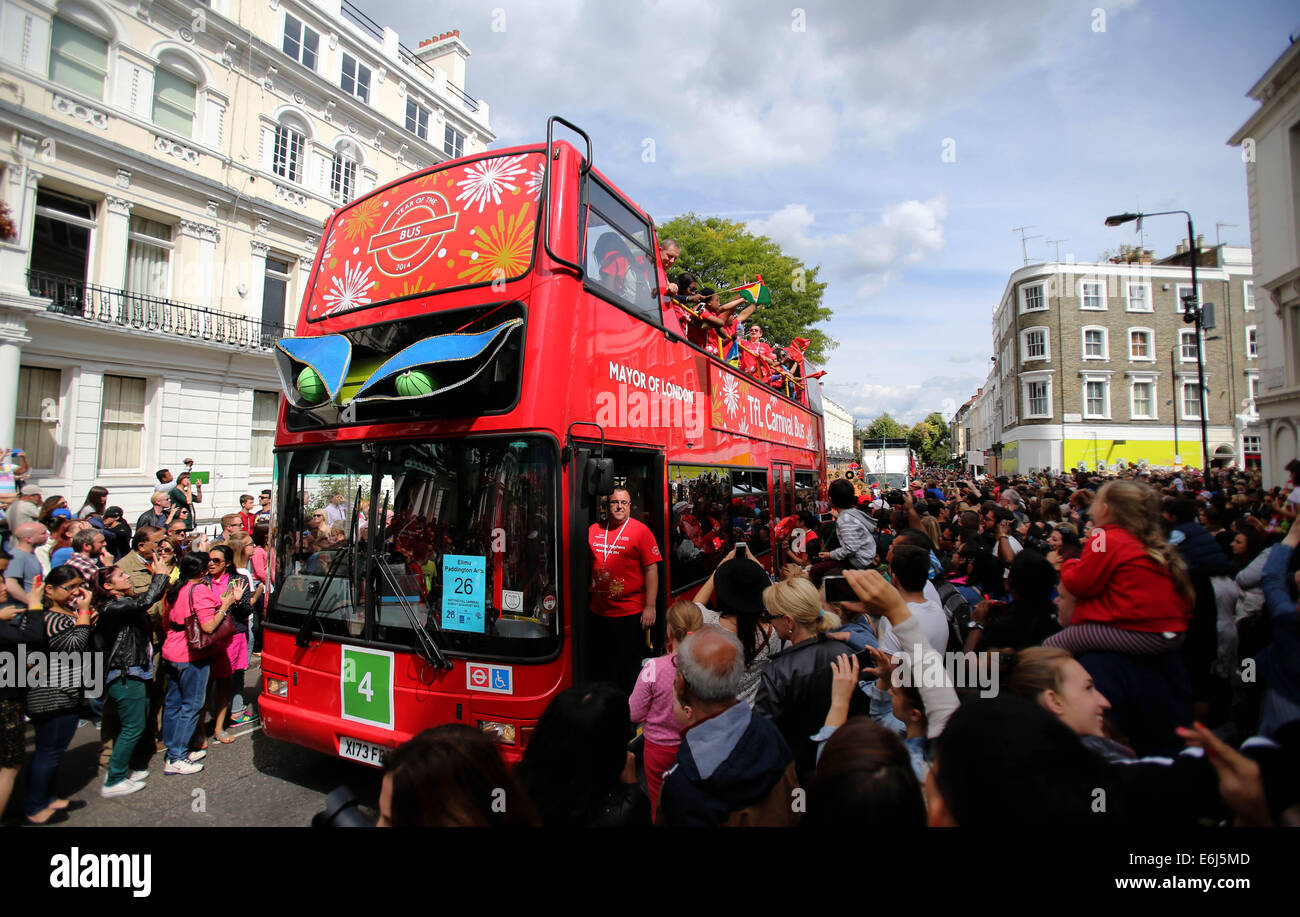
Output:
[
  {"xmin": 297, "ymin": 366, "xmax": 328, "ymax": 404},
  {"xmin": 394, "ymin": 369, "xmax": 438, "ymax": 398}
]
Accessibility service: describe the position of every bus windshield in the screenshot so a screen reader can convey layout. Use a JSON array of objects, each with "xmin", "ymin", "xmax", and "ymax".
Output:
[{"xmin": 270, "ymin": 436, "xmax": 560, "ymax": 659}]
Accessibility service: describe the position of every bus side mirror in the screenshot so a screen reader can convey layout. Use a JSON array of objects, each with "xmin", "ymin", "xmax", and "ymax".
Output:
[{"xmin": 586, "ymin": 457, "xmax": 614, "ymax": 496}]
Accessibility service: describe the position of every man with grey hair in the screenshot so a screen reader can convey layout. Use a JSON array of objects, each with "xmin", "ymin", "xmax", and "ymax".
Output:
[{"xmin": 657, "ymin": 625, "xmax": 799, "ymax": 826}]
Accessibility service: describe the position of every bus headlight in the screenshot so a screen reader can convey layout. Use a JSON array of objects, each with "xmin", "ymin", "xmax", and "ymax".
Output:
[
  {"xmin": 478, "ymin": 721, "xmax": 516, "ymax": 745},
  {"xmin": 265, "ymin": 677, "xmax": 289, "ymax": 698}
]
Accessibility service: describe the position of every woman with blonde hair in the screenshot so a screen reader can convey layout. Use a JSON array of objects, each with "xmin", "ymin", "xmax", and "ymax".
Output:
[
  {"xmin": 755, "ymin": 574, "xmax": 863, "ymax": 784},
  {"xmin": 1045, "ymin": 479, "xmax": 1193, "ymax": 656}
]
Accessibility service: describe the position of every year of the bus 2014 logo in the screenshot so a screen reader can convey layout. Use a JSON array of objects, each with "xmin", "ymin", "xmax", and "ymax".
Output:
[{"xmin": 368, "ymin": 192, "xmax": 459, "ymax": 276}]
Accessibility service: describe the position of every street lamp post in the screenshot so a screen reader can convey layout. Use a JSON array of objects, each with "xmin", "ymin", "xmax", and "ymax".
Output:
[
  {"xmin": 1169, "ymin": 345, "xmax": 1179, "ymax": 467},
  {"xmin": 1104, "ymin": 210, "xmax": 1210, "ymax": 473}
]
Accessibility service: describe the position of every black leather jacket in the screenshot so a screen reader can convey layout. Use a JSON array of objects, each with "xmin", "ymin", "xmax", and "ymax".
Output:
[
  {"xmin": 96, "ymin": 574, "xmax": 170, "ymax": 672},
  {"xmin": 754, "ymin": 634, "xmax": 869, "ymax": 785}
]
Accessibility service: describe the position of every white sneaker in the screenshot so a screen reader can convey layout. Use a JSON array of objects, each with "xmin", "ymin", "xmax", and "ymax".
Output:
[
  {"xmin": 128, "ymin": 770, "xmax": 149, "ymax": 782},
  {"xmin": 101, "ymin": 778, "xmax": 145, "ymax": 798},
  {"xmin": 164, "ymin": 758, "xmax": 203, "ymax": 775},
  {"xmin": 187, "ymin": 749, "xmax": 207, "ymax": 762}
]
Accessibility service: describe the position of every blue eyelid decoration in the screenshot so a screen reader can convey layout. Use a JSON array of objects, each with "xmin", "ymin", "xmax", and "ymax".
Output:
[
  {"xmin": 275, "ymin": 334, "xmax": 352, "ymax": 406},
  {"xmin": 353, "ymin": 318, "xmax": 523, "ymax": 402}
]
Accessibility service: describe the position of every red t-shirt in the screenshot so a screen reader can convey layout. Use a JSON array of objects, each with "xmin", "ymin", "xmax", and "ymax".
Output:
[
  {"xmin": 1059, "ymin": 525, "xmax": 1190, "ymax": 633},
  {"xmin": 740, "ymin": 340, "xmax": 774, "ymax": 378},
  {"xmin": 239, "ymin": 510, "xmax": 257, "ymax": 534},
  {"xmin": 588, "ymin": 517, "xmax": 662, "ymax": 617}
]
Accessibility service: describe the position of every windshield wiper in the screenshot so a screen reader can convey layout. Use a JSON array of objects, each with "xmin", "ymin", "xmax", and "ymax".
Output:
[
  {"xmin": 372, "ymin": 490, "xmax": 451, "ymax": 670},
  {"xmin": 296, "ymin": 487, "xmax": 363, "ymax": 647}
]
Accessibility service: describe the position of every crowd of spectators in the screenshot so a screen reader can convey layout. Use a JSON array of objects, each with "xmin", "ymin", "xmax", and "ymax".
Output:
[
  {"xmin": 0, "ymin": 462, "xmax": 271, "ymax": 823},
  {"xmin": 376, "ymin": 460, "xmax": 1300, "ymax": 827}
]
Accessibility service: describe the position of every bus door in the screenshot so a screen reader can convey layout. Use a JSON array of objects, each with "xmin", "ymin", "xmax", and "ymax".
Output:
[
  {"xmin": 770, "ymin": 462, "xmax": 793, "ymax": 570},
  {"xmin": 568, "ymin": 443, "xmax": 667, "ymax": 683}
]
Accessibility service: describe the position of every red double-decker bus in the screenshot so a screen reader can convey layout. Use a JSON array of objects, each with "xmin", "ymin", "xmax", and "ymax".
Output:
[{"xmin": 260, "ymin": 118, "xmax": 828, "ymax": 766}]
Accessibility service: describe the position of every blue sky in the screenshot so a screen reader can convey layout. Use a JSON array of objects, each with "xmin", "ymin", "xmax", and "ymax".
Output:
[{"xmin": 387, "ymin": 0, "xmax": 1298, "ymax": 424}]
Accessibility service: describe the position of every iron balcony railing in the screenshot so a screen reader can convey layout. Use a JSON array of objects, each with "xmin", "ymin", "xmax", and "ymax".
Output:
[{"xmin": 27, "ymin": 271, "xmax": 289, "ymax": 351}]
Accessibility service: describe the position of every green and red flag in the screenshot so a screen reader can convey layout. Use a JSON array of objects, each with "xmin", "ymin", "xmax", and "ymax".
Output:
[{"xmin": 726, "ymin": 274, "xmax": 770, "ymax": 305}]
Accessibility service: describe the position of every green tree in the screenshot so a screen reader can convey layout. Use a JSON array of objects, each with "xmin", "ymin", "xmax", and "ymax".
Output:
[
  {"xmin": 658, "ymin": 213, "xmax": 834, "ymax": 363},
  {"xmin": 908, "ymin": 411, "xmax": 953, "ymax": 464},
  {"xmin": 862, "ymin": 413, "xmax": 908, "ymax": 440}
]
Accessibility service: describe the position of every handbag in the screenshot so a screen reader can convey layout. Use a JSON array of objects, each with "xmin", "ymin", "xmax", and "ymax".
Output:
[{"xmin": 183, "ymin": 584, "xmax": 242, "ymax": 654}]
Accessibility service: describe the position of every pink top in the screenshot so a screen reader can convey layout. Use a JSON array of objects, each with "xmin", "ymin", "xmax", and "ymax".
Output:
[
  {"xmin": 628, "ymin": 653, "xmax": 686, "ymax": 748},
  {"xmin": 162, "ymin": 581, "xmax": 218, "ymax": 663},
  {"xmin": 250, "ymin": 546, "xmax": 269, "ymax": 588}
]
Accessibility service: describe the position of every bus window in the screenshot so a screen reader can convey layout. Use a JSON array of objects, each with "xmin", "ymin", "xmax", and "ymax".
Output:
[
  {"xmin": 669, "ymin": 464, "xmax": 734, "ymax": 592},
  {"xmin": 794, "ymin": 470, "xmax": 819, "ymax": 514},
  {"xmin": 729, "ymin": 469, "xmax": 770, "ymax": 558},
  {"xmin": 271, "ymin": 436, "xmax": 561, "ymax": 658},
  {"xmin": 583, "ymin": 181, "xmax": 660, "ymax": 326}
]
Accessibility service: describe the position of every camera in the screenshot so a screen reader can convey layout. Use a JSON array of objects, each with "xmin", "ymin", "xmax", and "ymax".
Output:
[
  {"xmin": 823, "ymin": 575, "xmax": 856, "ymax": 603},
  {"xmin": 312, "ymin": 786, "xmax": 375, "ymax": 827},
  {"xmin": 1025, "ymin": 536, "xmax": 1052, "ymax": 555}
]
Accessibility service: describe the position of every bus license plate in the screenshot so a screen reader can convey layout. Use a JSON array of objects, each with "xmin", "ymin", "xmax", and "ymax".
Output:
[{"xmin": 338, "ymin": 736, "xmax": 387, "ymax": 767}]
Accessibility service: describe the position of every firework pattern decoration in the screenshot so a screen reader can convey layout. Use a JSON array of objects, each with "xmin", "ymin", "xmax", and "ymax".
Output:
[{"xmin": 306, "ymin": 151, "xmax": 544, "ymax": 320}]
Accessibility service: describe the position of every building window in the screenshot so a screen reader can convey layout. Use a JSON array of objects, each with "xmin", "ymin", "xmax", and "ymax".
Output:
[
  {"xmin": 1175, "ymin": 283, "xmax": 1202, "ymax": 314},
  {"xmin": 152, "ymin": 67, "xmax": 197, "ymax": 137},
  {"xmin": 1179, "ymin": 329, "xmax": 1198, "ymax": 363},
  {"xmin": 1021, "ymin": 327, "xmax": 1049, "ymax": 362},
  {"xmin": 1126, "ymin": 282, "xmax": 1151, "ymax": 312},
  {"xmin": 444, "ymin": 124, "xmax": 465, "ymax": 159},
  {"xmin": 261, "ymin": 256, "xmax": 292, "ymax": 344},
  {"xmin": 1020, "ymin": 282, "xmax": 1047, "ymax": 313},
  {"xmin": 1023, "ymin": 379, "xmax": 1051, "ymax": 418},
  {"xmin": 1083, "ymin": 378, "xmax": 1110, "ymax": 419},
  {"xmin": 125, "ymin": 216, "xmax": 172, "ymax": 298},
  {"xmin": 405, "ymin": 100, "xmax": 430, "ymax": 140},
  {"xmin": 16, "ymin": 367, "xmax": 61, "ymax": 472},
  {"xmin": 1244, "ymin": 434, "xmax": 1261, "ymax": 454},
  {"xmin": 1130, "ymin": 379, "xmax": 1156, "ymax": 420},
  {"xmin": 340, "ymin": 52, "xmax": 371, "ymax": 103},
  {"xmin": 331, "ymin": 144, "xmax": 358, "ymax": 204},
  {"xmin": 1246, "ymin": 325, "xmax": 1257, "ymax": 359},
  {"xmin": 1180, "ymin": 380, "xmax": 1203, "ymax": 420},
  {"xmin": 99, "ymin": 375, "xmax": 147, "ymax": 472},
  {"xmin": 49, "ymin": 16, "xmax": 109, "ymax": 100},
  {"xmin": 273, "ymin": 123, "xmax": 305, "ymax": 182},
  {"xmin": 1079, "ymin": 279, "xmax": 1106, "ymax": 310},
  {"xmin": 283, "ymin": 14, "xmax": 319, "ymax": 70},
  {"xmin": 1082, "ymin": 326, "xmax": 1108, "ymax": 360},
  {"xmin": 1128, "ymin": 328, "xmax": 1155, "ymax": 362},
  {"xmin": 1247, "ymin": 374, "xmax": 1260, "ymax": 402},
  {"xmin": 250, "ymin": 391, "xmax": 278, "ymax": 469},
  {"xmin": 1243, "ymin": 280, "xmax": 1255, "ymax": 311}
]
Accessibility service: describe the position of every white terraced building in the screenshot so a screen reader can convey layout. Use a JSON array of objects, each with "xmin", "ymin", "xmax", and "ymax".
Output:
[{"xmin": 0, "ymin": 0, "xmax": 492, "ymax": 522}]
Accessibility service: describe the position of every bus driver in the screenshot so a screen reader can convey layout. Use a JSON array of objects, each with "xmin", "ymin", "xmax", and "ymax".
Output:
[{"xmin": 588, "ymin": 486, "xmax": 662, "ymax": 694}]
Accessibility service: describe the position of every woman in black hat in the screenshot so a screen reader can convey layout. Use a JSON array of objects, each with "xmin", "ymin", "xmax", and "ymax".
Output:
[{"xmin": 692, "ymin": 545, "xmax": 784, "ymax": 705}]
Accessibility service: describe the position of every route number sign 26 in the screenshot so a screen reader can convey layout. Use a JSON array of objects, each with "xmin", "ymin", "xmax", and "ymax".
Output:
[{"xmin": 340, "ymin": 646, "xmax": 395, "ymax": 730}]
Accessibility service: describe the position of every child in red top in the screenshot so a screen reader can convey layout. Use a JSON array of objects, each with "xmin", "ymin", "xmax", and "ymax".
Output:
[{"xmin": 1046, "ymin": 480, "xmax": 1193, "ymax": 655}]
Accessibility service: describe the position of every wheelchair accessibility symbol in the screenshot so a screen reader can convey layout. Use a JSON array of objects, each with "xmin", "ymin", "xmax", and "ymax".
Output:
[{"xmin": 466, "ymin": 663, "xmax": 513, "ymax": 695}]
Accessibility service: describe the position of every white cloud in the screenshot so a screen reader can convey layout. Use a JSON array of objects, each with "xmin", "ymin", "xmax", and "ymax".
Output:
[
  {"xmin": 745, "ymin": 197, "xmax": 948, "ymax": 297},
  {"xmin": 390, "ymin": 0, "xmax": 1079, "ymax": 177},
  {"xmin": 825, "ymin": 372, "xmax": 983, "ymax": 426}
]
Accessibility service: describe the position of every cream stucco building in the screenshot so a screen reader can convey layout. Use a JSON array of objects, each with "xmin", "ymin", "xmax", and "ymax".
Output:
[{"xmin": 0, "ymin": 0, "xmax": 492, "ymax": 522}]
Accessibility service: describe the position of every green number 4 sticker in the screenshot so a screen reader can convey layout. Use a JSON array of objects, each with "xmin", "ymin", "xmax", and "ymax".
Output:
[{"xmin": 340, "ymin": 647, "xmax": 394, "ymax": 730}]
